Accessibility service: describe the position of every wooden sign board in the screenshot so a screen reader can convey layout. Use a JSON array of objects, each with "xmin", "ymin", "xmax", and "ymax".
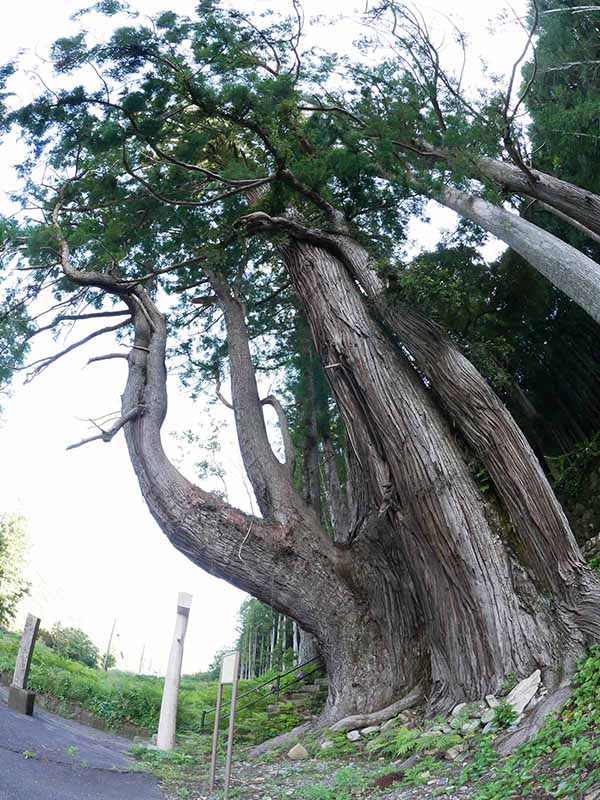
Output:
[{"xmin": 220, "ymin": 651, "xmax": 237, "ymax": 685}]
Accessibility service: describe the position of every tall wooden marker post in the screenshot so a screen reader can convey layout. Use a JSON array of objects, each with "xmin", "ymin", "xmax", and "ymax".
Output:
[
  {"xmin": 157, "ymin": 592, "xmax": 193, "ymax": 751},
  {"xmin": 209, "ymin": 650, "xmax": 241, "ymax": 798}
]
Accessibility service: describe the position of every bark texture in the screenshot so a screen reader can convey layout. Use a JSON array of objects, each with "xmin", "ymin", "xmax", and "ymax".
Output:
[
  {"xmin": 279, "ymin": 233, "xmax": 568, "ymax": 707},
  {"xmin": 475, "ymin": 156, "xmax": 600, "ymax": 239},
  {"xmin": 119, "ymin": 287, "xmax": 419, "ymax": 722}
]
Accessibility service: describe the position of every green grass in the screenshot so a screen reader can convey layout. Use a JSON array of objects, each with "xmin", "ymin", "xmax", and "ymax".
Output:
[{"xmin": 0, "ymin": 630, "xmax": 322, "ymax": 742}]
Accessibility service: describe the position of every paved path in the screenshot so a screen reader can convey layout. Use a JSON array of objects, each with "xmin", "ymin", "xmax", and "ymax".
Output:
[{"xmin": 0, "ymin": 686, "xmax": 165, "ymax": 799}]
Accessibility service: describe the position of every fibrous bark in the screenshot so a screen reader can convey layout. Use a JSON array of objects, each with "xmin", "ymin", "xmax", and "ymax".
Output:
[{"xmin": 279, "ymin": 232, "xmax": 566, "ymax": 707}]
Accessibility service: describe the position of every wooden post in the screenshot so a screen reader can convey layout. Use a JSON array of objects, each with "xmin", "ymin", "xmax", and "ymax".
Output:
[
  {"xmin": 208, "ymin": 683, "xmax": 224, "ymax": 792},
  {"xmin": 209, "ymin": 650, "xmax": 240, "ymax": 798},
  {"xmin": 156, "ymin": 592, "xmax": 193, "ymax": 751},
  {"xmin": 8, "ymin": 613, "xmax": 41, "ymax": 716},
  {"xmin": 223, "ymin": 650, "xmax": 241, "ymax": 798}
]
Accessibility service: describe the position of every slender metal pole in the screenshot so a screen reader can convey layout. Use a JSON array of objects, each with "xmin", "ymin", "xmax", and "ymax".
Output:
[
  {"xmin": 223, "ymin": 651, "xmax": 241, "ymax": 799},
  {"xmin": 209, "ymin": 683, "xmax": 224, "ymax": 792},
  {"xmin": 138, "ymin": 644, "xmax": 145, "ymax": 675}
]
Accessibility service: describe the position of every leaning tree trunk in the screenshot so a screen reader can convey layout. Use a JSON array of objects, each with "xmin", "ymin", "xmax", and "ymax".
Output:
[
  {"xmin": 333, "ymin": 233, "xmax": 600, "ymax": 640},
  {"xmin": 474, "ymin": 156, "xmax": 600, "ymax": 240},
  {"xmin": 436, "ymin": 185, "xmax": 600, "ymax": 324}
]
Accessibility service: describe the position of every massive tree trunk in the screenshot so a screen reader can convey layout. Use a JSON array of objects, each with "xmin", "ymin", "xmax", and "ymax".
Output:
[
  {"xmin": 55, "ymin": 198, "xmax": 600, "ymax": 724},
  {"xmin": 241, "ymin": 206, "xmax": 600, "ymax": 704},
  {"xmin": 117, "ymin": 281, "xmax": 422, "ymax": 722},
  {"xmin": 278, "ymin": 234, "xmax": 578, "ymax": 707}
]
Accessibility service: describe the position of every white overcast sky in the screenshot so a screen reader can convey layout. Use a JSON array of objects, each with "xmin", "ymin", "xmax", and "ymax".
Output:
[{"xmin": 0, "ymin": 0, "xmax": 527, "ymax": 675}]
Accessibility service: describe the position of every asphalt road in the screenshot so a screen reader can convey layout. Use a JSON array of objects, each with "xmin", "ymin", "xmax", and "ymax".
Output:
[{"xmin": 0, "ymin": 686, "xmax": 165, "ymax": 800}]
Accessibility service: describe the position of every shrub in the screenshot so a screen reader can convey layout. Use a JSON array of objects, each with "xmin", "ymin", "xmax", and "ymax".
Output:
[{"xmin": 42, "ymin": 623, "xmax": 100, "ymax": 668}]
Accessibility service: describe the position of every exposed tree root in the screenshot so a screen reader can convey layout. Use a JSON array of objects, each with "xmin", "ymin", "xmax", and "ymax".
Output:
[
  {"xmin": 249, "ymin": 686, "xmax": 424, "ymax": 757},
  {"xmin": 329, "ymin": 685, "xmax": 424, "ymax": 733},
  {"xmin": 248, "ymin": 721, "xmax": 317, "ymax": 758}
]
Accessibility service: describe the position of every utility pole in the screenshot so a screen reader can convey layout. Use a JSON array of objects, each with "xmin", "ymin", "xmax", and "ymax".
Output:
[
  {"xmin": 103, "ymin": 618, "xmax": 117, "ymax": 672},
  {"xmin": 138, "ymin": 643, "xmax": 146, "ymax": 675}
]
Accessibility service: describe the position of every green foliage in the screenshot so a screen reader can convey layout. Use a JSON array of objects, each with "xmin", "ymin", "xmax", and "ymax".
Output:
[
  {"xmin": 402, "ymin": 755, "xmax": 443, "ymax": 786},
  {"xmin": 0, "ymin": 513, "xmax": 30, "ymax": 627},
  {"xmin": 40, "ymin": 623, "xmax": 101, "ymax": 668},
  {"xmin": 550, "ymin": 433, "xmax": 600, "ymax": 495},
  {"xmin": 493, "ymin": 701, "xmax": 518, "ymax": 730},
  {"xmin": 296, "ymin": 765, "xmax": 374, "ymax": 800},
  {"xmin": 463, "ymin": 648, "xmax": 600, "ymax": 798},
  {"xmin": 500, "ymin": 672, "xmax": 519, "ymax": 695},
  {"xmin": 367, "ymin": 724, "xmax": 461, "ymax": 762},
  {"xmin": 366, "ymin": 725, "xmax": 420, "ymax": 758},
  {"xmin": 314, "ymin": 732, "xmax": 356, "ymax": 760},
  {"xmin": 524, "ymin": 0, "xmax": 600, "ymax": 199}
]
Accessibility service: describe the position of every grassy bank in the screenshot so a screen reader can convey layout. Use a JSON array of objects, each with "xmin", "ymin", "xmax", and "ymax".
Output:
[{"xmin": 0, "ymin": 630, "xmax": 323, "ymax": 742}]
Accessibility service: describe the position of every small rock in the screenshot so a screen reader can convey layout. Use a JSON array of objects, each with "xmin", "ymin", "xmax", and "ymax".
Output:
[
  {"xmin": 360, "ymin": 725, "xmax": 380, "ymax": 736},
  {"xmin": 287, "ymin": 743, "xmax": 309, "ymax": 760},
  {"xmin": 482, "ymin": 721, "xmax": 497, "ymax": 735},
  {"xmin": 451, "ymin": 702, "xmax": 467, "ymax": 717},
  {"xmin": 394, "ymin": 753, "xmax": 421, "ymax": 771},
  {"xmin": 381, "ymin": 717, "xmax": 398, "ymax": 732},
  {"xmin": 346, "ymin": 730, "xmax": 361, "ymax": 742},
  {"xmin": 320, "ymin": 740, "xmax": 334, "ymax": 750},
  {"xmin": 461, "ymin": 719, "xmax": 481, "ymax": 733},
  {"xmin": 485, "ymin": 694, "xmax": 500, "ymax": 708},
  {"xmin": 445, "ymin": 744, "xmax": 465, "ymax": 761},
  {"xmin": 481, "ymin": 708, "xmax": 496, "ymax": 725},
  {"xmin": 505, "ymin": 669, "xmax": 541, "ymax": 715}
]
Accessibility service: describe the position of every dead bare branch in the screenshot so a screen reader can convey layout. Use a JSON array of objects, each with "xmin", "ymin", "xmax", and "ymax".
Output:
[
  {"xmin": 86, "ymin": 352, "xmax": 129, "ymax": 366},
  {"xmin": 66, "ymin": 405, "xmax": 143, "ymax": 450},
  {"xmin": 22, "ymin": 318, "xmax": 132, "ymax": 382}
]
